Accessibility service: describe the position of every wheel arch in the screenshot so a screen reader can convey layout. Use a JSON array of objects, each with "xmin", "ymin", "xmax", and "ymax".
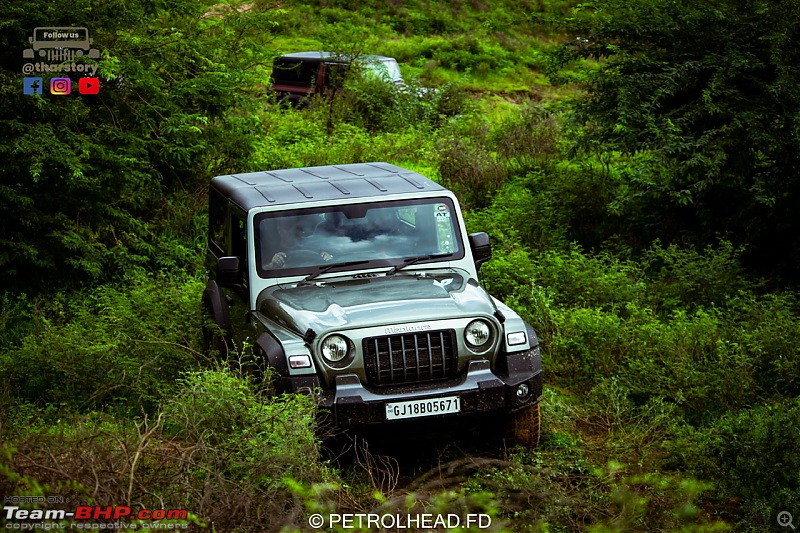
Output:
[{"xmin": 202, "ymin": 280, "xmax": 231, "ymax": 332}]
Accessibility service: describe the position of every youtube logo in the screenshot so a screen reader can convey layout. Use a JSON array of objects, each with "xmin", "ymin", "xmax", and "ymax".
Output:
[{"xmin": 78, "ymin": 77, "xmax": 100, "ymax": 95}]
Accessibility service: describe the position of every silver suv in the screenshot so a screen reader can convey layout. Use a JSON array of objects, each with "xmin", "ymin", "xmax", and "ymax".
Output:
[{"xmin": 203, "ymin": 163, "xmax": 542, "ymax": 447}]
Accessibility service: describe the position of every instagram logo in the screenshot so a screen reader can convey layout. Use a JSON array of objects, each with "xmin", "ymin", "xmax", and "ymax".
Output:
[{"xmin": 50, "ymin": 77, "xmax": 71, "ymax": 95}]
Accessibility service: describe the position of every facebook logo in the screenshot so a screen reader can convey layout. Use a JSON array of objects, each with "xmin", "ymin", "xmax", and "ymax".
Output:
[{"xmin": 23, "ymin": 77, "xmax": 43, "ymax": 95}]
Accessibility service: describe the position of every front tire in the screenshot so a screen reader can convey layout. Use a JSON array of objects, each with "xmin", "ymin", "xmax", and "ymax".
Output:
[
  {"xmin": 202, "ymin": 304, "xmax": 230, "ymax": 359},
  {"xmin": 505, "ymin": 403, "xmax": 541, "ymax": 449}
]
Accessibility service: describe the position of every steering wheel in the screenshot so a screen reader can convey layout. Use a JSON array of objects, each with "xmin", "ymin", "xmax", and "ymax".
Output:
[{"xmin": 283, "ymin": 248, "xmax": 324, "ymax": 268}]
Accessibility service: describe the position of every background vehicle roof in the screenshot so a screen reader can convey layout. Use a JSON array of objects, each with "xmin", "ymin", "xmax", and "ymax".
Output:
[
  {"xmin": 274, "ymin": 51, "xmax": 396, "ymax": 62},
  {"xmin": 211, "ymin": 162, "xmax": 447, "ymax": 210}
]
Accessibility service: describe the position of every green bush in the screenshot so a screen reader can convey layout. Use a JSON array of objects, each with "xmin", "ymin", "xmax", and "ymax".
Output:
[
  {"xmin": 643, "ymin": 240, "xmax": 746, "ymax": 311},
  {"xmin": 673, "ymin": 398, "xmax": 800, "ymax": 529},
  {"xmin": 620, "ymin": 308, "xmax": 758, "ymax": 420},
  {"xmin": 437, "ymin": 135, "xmax": 506, "ymax": 210},
  {"xmin": 489, "ymin": 103, "xmax": 560, "ymax": 176},
  {"xmin": 486, "ymin": 244, "xmax": 795, "ymax": 422},
  {"xmin": 467, "ymin": 183, "xmax": 567, "ymax": 251},
  {"xmin": 1, "ymin": 370, "xmax": 327, "ymax": 531},
  {"xmin": 1, "ymin": 0, "xmax": 278, "ymax": 288},
  {"xmin": 0, "ymin": 275, "xmax": 205, "ymax": 421},
  {"xmin": 162, "ymin": 370, "xmax": 324, "ymax": 487},
  {"xmin": 723, "ymin": 291, "xmax": 800, "ymax": 398},
  {"xmin": 530, "ymin": 247, "xmax": 645, "ymax": 311}
]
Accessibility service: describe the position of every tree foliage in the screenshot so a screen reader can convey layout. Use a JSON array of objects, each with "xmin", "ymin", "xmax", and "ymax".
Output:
[
  {"xmin": 0, "ymin": 0, "xmax": 280, "ymax": 287},
  {"xmin": 552, "ymin": 0, "xmax": 800, "ymax": 275}
]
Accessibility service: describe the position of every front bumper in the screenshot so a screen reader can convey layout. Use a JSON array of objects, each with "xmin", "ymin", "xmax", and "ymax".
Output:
[{"xmin": 317, "ymin": 354, "xmax": 542, "ymax": 428}]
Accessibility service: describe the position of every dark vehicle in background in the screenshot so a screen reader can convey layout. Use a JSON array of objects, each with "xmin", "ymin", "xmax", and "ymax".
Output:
[
  {"xmin": 202, "ymin": 162, "xmax": 543, "ymax": 447},
  {"xmin": 270, "ymin": 51, "xmax": 404, "ymax": 105}
]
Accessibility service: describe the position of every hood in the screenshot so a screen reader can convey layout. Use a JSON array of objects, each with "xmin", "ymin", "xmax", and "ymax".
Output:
[{"xmin": 258, "ymin": 270, "xmax": 496, "ymax": 335}]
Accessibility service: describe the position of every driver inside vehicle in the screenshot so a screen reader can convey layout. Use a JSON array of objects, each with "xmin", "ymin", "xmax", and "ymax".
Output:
[{"xmin": 264, "ymin": 215, "xmax": 333, "ymax": 268}]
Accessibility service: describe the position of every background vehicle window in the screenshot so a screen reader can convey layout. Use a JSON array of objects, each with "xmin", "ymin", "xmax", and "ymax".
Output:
[
  {"xmin": 272, "ymin": 60, "xmax": 318, "ymax": 86},
  {"xmin": 365, "ymin": 59, "xmax": 403, "ymax": 84},
  {"xmin": 323, "ymin": 62, "xmax": 349, "ymax": 90}
]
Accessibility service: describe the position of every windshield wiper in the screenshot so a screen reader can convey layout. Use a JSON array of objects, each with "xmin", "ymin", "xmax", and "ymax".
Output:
[
  {"xmin": 385, "ymin": 252, "xmax": 454, "ymax": 276},
  {"xmin": 300, "ymin": 260, "xmax": 371, "ymax": 283}
]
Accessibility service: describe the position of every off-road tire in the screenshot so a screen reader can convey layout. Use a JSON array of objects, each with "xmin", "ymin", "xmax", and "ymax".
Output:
[
  {"xmin": 505, "ymin": 402, "xmax": 541, "ymax": 449},
  {"xmin": 202, "ymin": 304, "xmax": 230, "ymax": 359}
]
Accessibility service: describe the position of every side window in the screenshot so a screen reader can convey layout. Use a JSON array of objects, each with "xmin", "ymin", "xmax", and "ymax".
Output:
[
  {"xmin": 231, "ymin": 212, "xmax": 248, "ymax": 284},
  {"xmin": 414, "ymin": 203, "xmax": 438, "ymax": 253},
  {"xmin": 273, "ymin": 60, "xmax": 318, "ymax": 86},
  {"xmin": 324, "ymin": 62, "xmax": 349, "ymax": 90},
  {"xmin": 209, "ymin": 189, "xmax": 226, "ymax": 254}
]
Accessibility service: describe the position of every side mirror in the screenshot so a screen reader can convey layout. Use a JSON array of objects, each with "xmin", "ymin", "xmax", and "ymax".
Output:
[
  {"xmin": 468, "ymin": 232, "xmax": 492, "ymax": 271},
  {"xmin": 216, "ymin": 256, "xmax": 241, "ymax": 287}
]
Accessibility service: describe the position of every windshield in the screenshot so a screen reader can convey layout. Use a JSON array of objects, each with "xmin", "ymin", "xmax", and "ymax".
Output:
[
  {"xmin": 364, "ymin": 58, "xmax": 403, "ymax": 84},
  {"xmin": 254, "ymin": 198, "xmax": 463, "ymax": 278}
]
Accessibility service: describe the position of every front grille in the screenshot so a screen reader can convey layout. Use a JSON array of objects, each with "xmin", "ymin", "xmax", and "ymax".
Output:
[{"xmin": 363, "ymin": 330, "xmax": 457, "ymax": 386}]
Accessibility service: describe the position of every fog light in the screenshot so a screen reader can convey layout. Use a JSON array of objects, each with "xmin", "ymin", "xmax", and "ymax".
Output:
[
  {"xmin": 288, "ymin": 355, "xmax": 312, "ymax": 369},
  {"xmin": 507, "ymin": 331, "xmax": 527, "ymax": 346},
  {"xmin": 516, "ymin": 383, "xmax": 530, "ymax": 399}
]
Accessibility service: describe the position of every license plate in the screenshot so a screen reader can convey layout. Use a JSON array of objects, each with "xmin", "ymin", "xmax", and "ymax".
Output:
[{"xmin": 385, "ymin": 396, "xmax": 461, "ymax": 421}]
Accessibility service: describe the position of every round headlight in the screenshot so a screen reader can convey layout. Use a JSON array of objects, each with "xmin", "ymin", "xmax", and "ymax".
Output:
[
  {"xmin": 321, "ymin": 334, "xmax": 349, "ymax": 362},
  {"xmin": 465, "ymin": 319, "xmax": 491, "ymax": 348}
]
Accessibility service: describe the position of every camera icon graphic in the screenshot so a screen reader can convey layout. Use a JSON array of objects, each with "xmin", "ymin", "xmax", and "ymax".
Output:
[{"xmin": 50, "ymin": 77, "xmax": 71, "ymax": 95}]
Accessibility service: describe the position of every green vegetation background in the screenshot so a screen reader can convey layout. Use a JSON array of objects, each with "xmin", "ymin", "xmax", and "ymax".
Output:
[{"xmin": 2, "ymin": 0, "xmax": 799, "ymax": 530}]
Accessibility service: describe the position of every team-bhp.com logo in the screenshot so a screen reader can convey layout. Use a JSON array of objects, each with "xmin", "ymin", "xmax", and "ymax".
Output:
[{"xmin": 4, "ymin": 504, "xmax": 189, "ymax": 522}]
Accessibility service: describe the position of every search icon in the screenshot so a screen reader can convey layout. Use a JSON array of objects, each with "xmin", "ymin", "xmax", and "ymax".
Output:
[{"xmin": 779, "ymin": 511, "xmax": 796, "ymax": 529}]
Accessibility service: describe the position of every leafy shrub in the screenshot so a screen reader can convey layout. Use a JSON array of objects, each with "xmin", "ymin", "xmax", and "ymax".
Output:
[
  {"xmin": 466, "ymin": 183, "xmax": 567, "ymax": 252},
  {"xmin": 2, "ymin": 0, "xmax": 279, "ymax": 288},
  {"xmin": 437, "ymin": 136, "xmax": 506, "ymax": 210},
  {"xmin": 162, "ymin": 370, "xmax": 324, "ymax": 488},
  {"xmin": 0, "ymin": 275, "xmax": 205, "ymax": 421},
  {"xmin": 459, "ymin": 132, "xmax": 631, "ymax": 252},
  {"xmin": 1, "ymin": 370, "xmax": 327, "ymax": 531},
  {"xmin": 620, "ymin": 308, "xmax": 759, "ymax": 421},
  {"xmin": 428, "ymin": 82, "xmax": 473, "ymax": 122},
  {"xmin": 723, "ymin": 291, "xmax": 800, "ymax": 397},
  {"xmin": 426, "ymin": 36, "xmax": 516, "ymax": 73},
  {"xmin": 548, "ymin": 306, "xmax": 630, "ymax": 385},
  {"xmin": 489, "ymin": 103, "xmax": 560, "ymax": 176},
  {"xmin": 530, "ymin": 247, "xmax": 645, "ymax": 311},
  {"xmin": 317, "ymin": 73, "xmax": 470, "ymax": 134},
  {"xmin": 468, "ymin": 452, "xmax": 719, "ymax": 531},
  {"xmin": 341, "ymin": 76, "xmax": 407, "ymax": 132},
  {"xmin": 643, "ymin": 240, "xmax": 746, "ymax": 311},
  {"xmin": 673, "ymin": 398, "xmax": 800, "ymax": 529},
  {"xmin": 490, "ymin": 244, "xmax": 796, "ymax": 423},
  {"xmin": 0, "ymin": 292, "xmax": 36, "ymax": 353}
]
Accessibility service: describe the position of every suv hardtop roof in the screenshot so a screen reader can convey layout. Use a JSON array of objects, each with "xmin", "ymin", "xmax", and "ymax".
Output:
[{"xmin": 211, "ymin": 162, "xmax": 446, "ymax": 211}]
